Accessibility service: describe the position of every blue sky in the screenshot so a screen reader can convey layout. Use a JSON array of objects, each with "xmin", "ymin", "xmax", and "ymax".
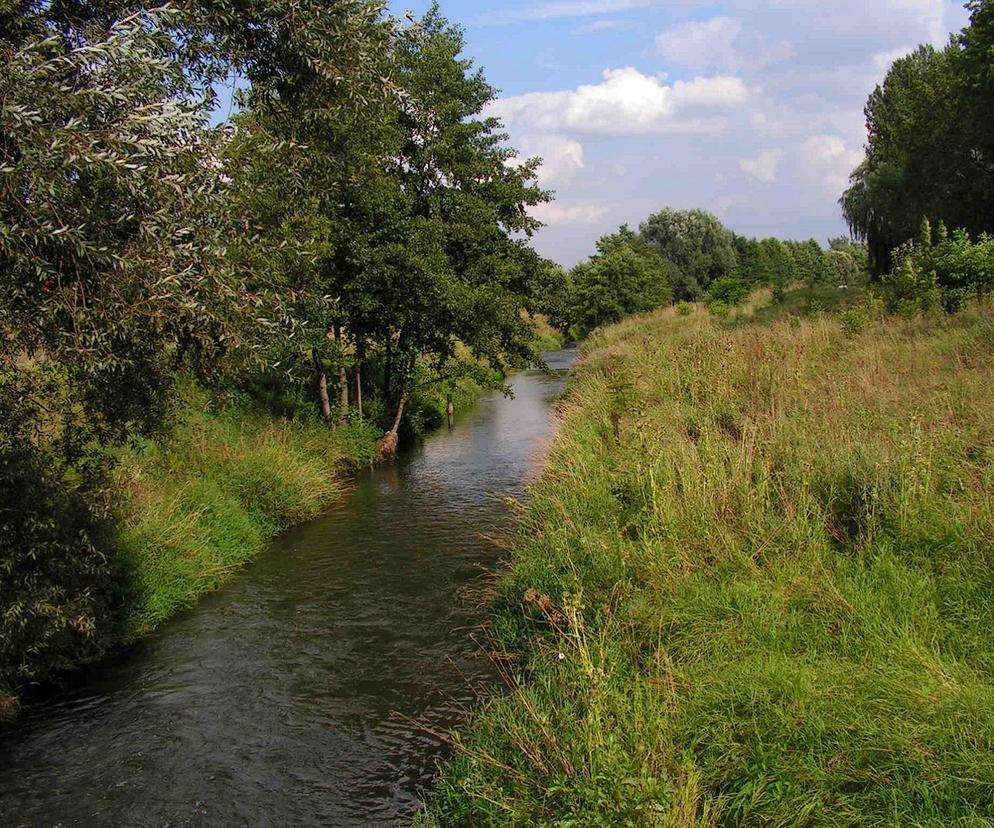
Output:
[{"xmin": 390, "ymin": 0, "xmax": 972, "ymax": 266}]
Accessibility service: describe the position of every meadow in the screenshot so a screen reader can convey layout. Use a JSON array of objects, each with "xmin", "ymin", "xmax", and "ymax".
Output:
[{"xmin": 428, "ymin": 300, "xmax": 994, "ymax": 825}]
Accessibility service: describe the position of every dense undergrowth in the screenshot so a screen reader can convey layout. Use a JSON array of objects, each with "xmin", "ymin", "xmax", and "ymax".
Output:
[{"xmin": 428, "ymin": 299, "xmax": 994, "ymax": 825}]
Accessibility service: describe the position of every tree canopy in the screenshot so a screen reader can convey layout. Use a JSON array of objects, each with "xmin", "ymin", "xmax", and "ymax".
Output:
[{"xmin": 842, "ymin": 3, "xmax": 994, "ymax": 275}]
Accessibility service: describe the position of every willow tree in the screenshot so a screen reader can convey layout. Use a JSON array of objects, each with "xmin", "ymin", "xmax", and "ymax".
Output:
[
  {"xmin": 842, "ymin": 4, "xmax": 994, "ymax": 276},
  {"xmin": 0, "ymin": 8, "xmax": 234, "ymax": 440}
]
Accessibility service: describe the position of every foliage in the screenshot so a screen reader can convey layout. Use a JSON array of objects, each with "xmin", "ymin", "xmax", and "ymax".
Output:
[
  {"xmin": 0, "ymin": 8, "xmax": 235, "ymax": 442},
  {"xmin": 0, "ymin": 375, "xmax": 118, "ymax": 703},
  {"xmin": 705, "ymin": 275, "xmax": 750, "ymax": 306},
  {"xmin": 429, "ymin": 304, "xmax": 994, "ymax": 825},
  {"xmin": 842, "ymin": 5, "xmax": 994, "ymax": 275},
  {"xmin": 639, "ymin": 208, "xmax": 737, "ymax": 300},
  {"xmin": 884, "ymin": 220, "xmax": 994, "ymax": 314},
  {"xmin": 567, "ymin": 226, "xmax": 674, "ymax": 336}
]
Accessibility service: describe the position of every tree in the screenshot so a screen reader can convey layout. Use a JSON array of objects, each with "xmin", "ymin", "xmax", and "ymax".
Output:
[
  {"xmin": 568, "ymin": 226, "xmax": 674, "ymax": 335},
  {"xmin": 842, "ymin": 10, "xmax": 994, "ymax": 276},
  {"xmin": 366, "ymin": 7, "xmax": 549, "ymax": 447},
  {"xmin": 639, "ymin": 208, "xmax": 737, "ymax": 300},
  {"xmin": 0, "ymin": 8, "xmax": 235, "ymax": 442}
]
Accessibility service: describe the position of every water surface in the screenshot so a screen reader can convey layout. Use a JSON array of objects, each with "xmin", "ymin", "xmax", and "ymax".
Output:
[{"xmin": 0, "ymin": 348, "xmax": 576, "ymax": 826}]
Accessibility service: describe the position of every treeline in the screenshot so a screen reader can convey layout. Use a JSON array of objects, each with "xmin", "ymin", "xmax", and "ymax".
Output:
[
  {"xmin": 1, "ymin": 1, "xmax": 551, "ymax": 701},
  {"xmin": 842, "ymin": 1, "xmax": 994, "ymax": 311},
  {"xmin": 539, "ymin": 208, "xmax": 868, "ymax": 336}
]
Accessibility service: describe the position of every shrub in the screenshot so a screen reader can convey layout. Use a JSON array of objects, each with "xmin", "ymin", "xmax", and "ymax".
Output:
[
  {"xmin": 839, "ymin": 304, "xmax": 870, "ymax": 335},
  {"xmin": 0, "ymin": 398, "xmax": 119, "ymax": 703},
  {"xmin": 706, "ymin": 275, "xmax": 750, "ymax": 306},
  {"xmin": 886, "ymin": 221, "xmax": 994, "ymax": 315}
]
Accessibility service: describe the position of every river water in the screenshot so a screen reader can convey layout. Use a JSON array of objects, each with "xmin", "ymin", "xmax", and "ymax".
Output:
[{"xmin": 0, "ymin": 348, "xmax": 577, "ymax": 827}]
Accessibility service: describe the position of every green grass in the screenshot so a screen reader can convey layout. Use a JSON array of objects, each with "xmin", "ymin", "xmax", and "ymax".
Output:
[
  {"xmin": 427, "ymin": 302, "xmax": 994, "ymax": 825},
  {"xmin": 111, "ymin": 382, "xmax": 378, "ymax": 637}
]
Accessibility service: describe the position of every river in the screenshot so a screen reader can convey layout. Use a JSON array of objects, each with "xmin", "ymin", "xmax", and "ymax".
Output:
[{"xmin": 0, "ymin": 347, "xmax": 577, "ymax": 827}]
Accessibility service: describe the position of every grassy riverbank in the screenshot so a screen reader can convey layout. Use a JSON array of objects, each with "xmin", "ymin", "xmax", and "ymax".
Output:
[
  {"xmin": 111, "ymin": 382, "xmax": 380, "ymax": 637},
  {"xmin": 117, "ymin": 320, "xmax": 563, "ymax": 637},
  {"xmin": 428, "ymin": 302, "xmax": 994, "ymax": 824},
  {"xmin": 0, "ymin": 384, "xmax": 378, "ymax": 717}
]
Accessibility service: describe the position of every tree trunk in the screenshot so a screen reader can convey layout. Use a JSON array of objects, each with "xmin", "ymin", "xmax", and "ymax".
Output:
[
  {"xmin": 334, "ymin": 324, "xmax": 348, "ymax": 424},
  {"xmin": 355, "ymin": 365, "xmax": 363, "ymax": 423},
  {"xmin": 376, "ymin": 392, "xmax": 406, "ymax": 460},
  {"xmin": 312, "ymin": 347, "xmax": 331, "ymax": 421},
  {"xmin": 446, "ymin": 393, "xmax": 454, "ymax": 430}
]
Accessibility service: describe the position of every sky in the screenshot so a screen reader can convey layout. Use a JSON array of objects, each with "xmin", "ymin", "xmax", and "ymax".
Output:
[{"xmin": 389, "ymin": 0, "xmax": 972, "ymax": 266}]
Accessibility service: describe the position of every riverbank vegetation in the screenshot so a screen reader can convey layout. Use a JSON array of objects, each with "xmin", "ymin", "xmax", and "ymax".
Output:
[
  {"xmin": 111, "ymin": 383, "xmax": 380, "ymax": 637},
  {"xmin": 540, "ymin": 208, "xmax": 870, "ymax": 340},
  {"xmin": 0, "ymin": 1, "xmax": 561, "ymax": 711},
  {"xmin": 429, "ymin": 5, "xmax": 994, "ymax": 817},
  {"xmin": 429, "ymin": 295, "xmax": 994, "ymax": 824}
]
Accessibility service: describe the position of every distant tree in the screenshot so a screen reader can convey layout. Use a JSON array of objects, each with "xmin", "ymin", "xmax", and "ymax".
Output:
[
  {"xmin": 639, "ymin": 208, "xmax": 737, "ymax": 300},
  {"xmin": 569, "ymin": 226, "xmax": 674, "ymax": 335},
  {"xmin": 760, "ymin": 238, "xmax": 794, "ymax": 303}
]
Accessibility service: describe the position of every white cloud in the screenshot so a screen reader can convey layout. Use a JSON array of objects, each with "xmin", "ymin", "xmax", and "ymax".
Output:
[
  {"xmin": 489, "ymin": 67, "xmax": 751, "ymax": 137},
  {"xmin": 802, "ymin": 134, "xmax": 864, "ymax": 194},
  {"xmin": 472, "ymin": 0, "xmax": 658, "ymax": 26},
  {"xmin": 739, "ymin": 148, "xmax": 783, "ymax": 184},
  {"xmin": 516, "ymin": 134, "xmax": 586, "ymax": 187},
  {"xmin": 530, "ymin": 202, "xmax": 607, "ymax": 225},
  {"xmin": 656, "ymin": 17, "xmax": 739, "ymax": 70},
  {"xmin": 656, "ymin": 16, "xmax": 794, "ymax": 73},
  {"xmin": 872, "ymin": 45, "xmax": 916, "ymax": 70}
]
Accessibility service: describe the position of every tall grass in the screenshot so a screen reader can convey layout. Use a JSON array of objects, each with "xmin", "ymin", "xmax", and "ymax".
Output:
[
  {"xmin": 111, "ymin": 382, "xmax": 378, "ymax": 636},
  {"xmin": 428, "ymin": 304, "xmax": 994, "ymax": 825}
]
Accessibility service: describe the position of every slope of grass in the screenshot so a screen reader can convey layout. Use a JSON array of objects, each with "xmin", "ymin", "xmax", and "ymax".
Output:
[
  {"xmin": 427, "ymin": 304, "xmax": 994, "ymax": 825},
  {"xmin": 111, "ymin": 382, "xmax": 378, "ymax": 637}
]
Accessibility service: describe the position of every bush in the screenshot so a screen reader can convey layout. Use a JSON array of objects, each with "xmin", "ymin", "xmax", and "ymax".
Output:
[
  {"xmin": 0, "ymin": 404, "xmax": 119, "ymax": 704},
  {"xmin": 676, "ymin": 301, "xmax": 694, "ymax": 316},
  {"xmin": 706, "ymin": 275, "xmax": 750, "ymax": 306},
  {"xmin": 839, "ymin": 304, "xmax": 870, "ymax": 335}
]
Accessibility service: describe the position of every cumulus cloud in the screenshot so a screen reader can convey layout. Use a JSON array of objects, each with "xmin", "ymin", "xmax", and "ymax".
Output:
[
  {"xmin": 515, "ymin": 134, "xmax": 586, "ymax": 187},
  {"xmin": 488, "ymin": 67, "xmax": 751, "ymax": 137},
  {"xmin": 530, "ymin": 202, "xmax": 607, "ymax": 225},
  {"xmin": 739, "ymin": 149, "xmax": 784, "ymax": 184},
  {"xmin": 802, "ymin": 135, "xmax": 865, "ymax": 193}
]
